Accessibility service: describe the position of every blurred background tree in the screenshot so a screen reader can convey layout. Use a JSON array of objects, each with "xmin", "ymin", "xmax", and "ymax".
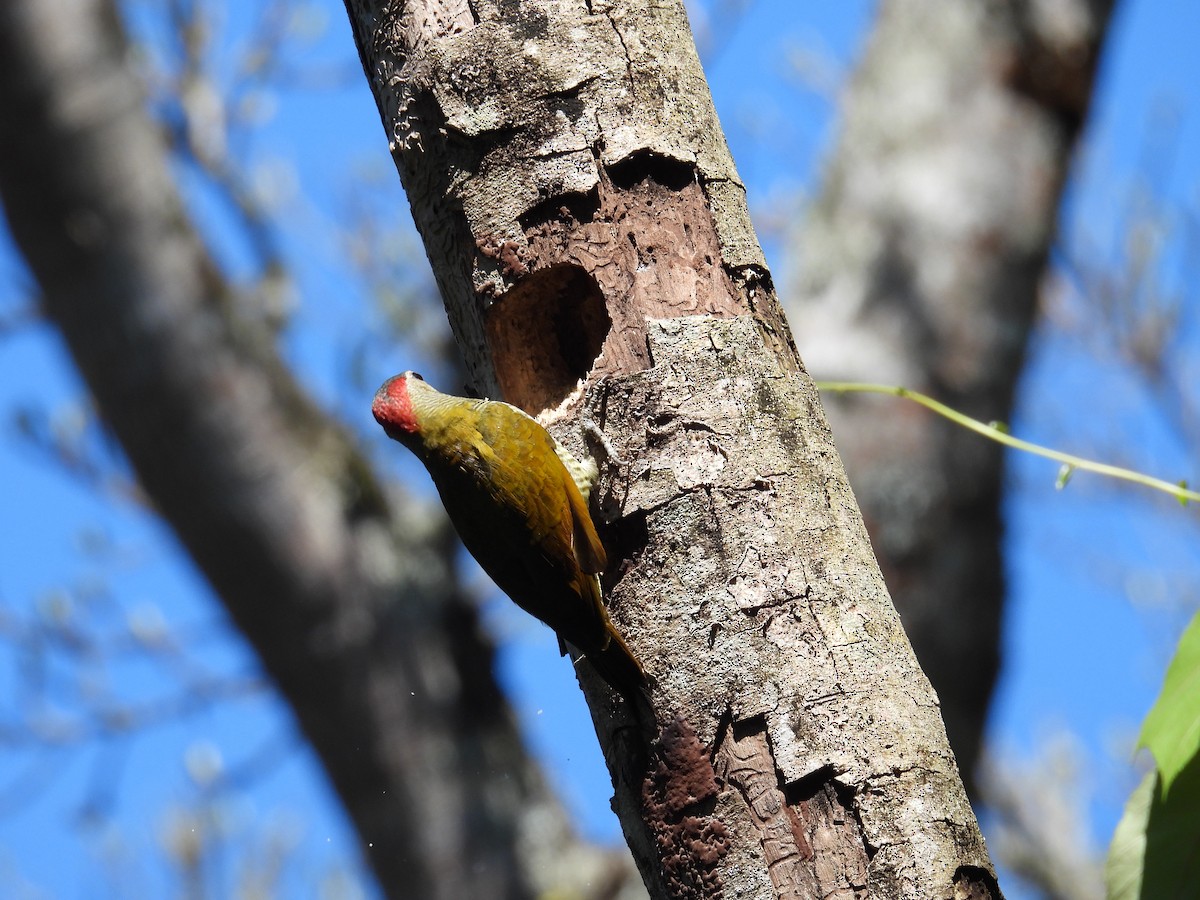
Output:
[{"xmin": 0, "ymin": 0, "xmax": 1195, "ymax": 898}]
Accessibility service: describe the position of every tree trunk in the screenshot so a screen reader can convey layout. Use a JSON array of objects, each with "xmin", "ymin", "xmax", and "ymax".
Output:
[
  {"xmin": 0, "ymin": 1, "xmax": 634, "ymax": 897},
  {"xmin": 341, "ymin": 0, "xmax": 998, "ymax": 896},
  {"xmin": 787, "ymin": 0, "xmax": 1114, "ymax": 790}
]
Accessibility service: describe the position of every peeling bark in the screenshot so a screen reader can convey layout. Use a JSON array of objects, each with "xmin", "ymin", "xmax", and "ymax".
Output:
[
  {"xmin": 341, "ymin": 1, "xmax": 1000, "ymax": 895},
  {"xmin": 719, "ymin": 717, "xmax": 870, "ymax": 899}
]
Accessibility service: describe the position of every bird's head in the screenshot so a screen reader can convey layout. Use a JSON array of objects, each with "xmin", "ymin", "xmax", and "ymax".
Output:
[{"xmin": 372, "ymin": 371, "xmax": 426, "ymax": 440}]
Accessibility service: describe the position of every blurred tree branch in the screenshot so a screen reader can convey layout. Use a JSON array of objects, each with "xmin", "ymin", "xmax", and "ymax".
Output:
[
  {"xmin": 787, "ymin": 0, "xmax": 1116, "ymax": 792},
  {"xmin": 0, "ymin": 1, "xmax": 639, "ymax": 897}
]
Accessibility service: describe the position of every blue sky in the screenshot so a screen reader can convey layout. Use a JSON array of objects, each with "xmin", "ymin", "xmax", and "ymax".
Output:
[{"xmin": 0, "ymin": 0, "xmax": 1197, "ymax": 896}]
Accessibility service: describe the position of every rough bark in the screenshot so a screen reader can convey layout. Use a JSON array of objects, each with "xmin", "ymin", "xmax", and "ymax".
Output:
[
  {"xmin": 786, "ymin": 0, "xmax": 1115, "ymax": 790},
  {"xmin": 341, "ymin": 0, "xmax": 998, "ymax": 896},
  {"xmin": 0, "ymin": 2, "xmax": 637, "ymax": 898}
]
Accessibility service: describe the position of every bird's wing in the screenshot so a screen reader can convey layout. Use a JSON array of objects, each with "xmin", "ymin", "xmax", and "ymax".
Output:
[
  {"xmin": 453, "ymin": 402, "xmax": 610, "ymax": 643},
  {"xmin": 563, "ymin": 463, "xmax": 607, "ymax": 575}
]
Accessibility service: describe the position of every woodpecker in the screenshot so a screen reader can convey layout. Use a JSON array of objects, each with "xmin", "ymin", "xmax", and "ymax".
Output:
[{"xmin": 372, "ymin": 372, "xmax": 645, "ymax": 701}]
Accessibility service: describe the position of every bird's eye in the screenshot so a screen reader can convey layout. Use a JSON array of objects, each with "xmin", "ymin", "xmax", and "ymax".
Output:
[{"xmin": 408, "ymin": 371, "xmax": 425, "ymax": 382}]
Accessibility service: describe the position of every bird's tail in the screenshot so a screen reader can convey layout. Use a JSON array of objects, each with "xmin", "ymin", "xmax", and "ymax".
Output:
[
  {"xmin": 570, "ymin": 575, "xmax": 653, "ymax": 722},
  {"xmin": 586, "ymin": 628, "xmax": 654, "ymax": 724}
]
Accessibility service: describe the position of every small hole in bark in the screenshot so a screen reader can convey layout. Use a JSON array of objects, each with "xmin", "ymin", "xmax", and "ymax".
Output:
[
  {"xmin": 783, "ymin": 765, "xmax": 839, "ymax": 803},
  {"xmin": 485, "ymin": 264, "xmax": 610, "ymax": 413},
  {"xmin": 731, "ymin": 714, "xmax": 767, "ymax": 741},
  {"xmin": 600, "ymin": 510, "xmax": 649, "ymax": 589},
  {"xmin": 608, "ymin": 150, "xmax": 696, "ymax": 190},
  {"xmin": 953, "ymin": 865, "xmax": 1001, "ymax": 899},
  {"xmin": 518, "ymin": 188, "xmax": 600, "ymax": 231}
]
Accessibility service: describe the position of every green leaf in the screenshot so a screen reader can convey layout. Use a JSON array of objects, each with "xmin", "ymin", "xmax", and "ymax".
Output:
[
  {"xmin": 1139, "ymin": 610, "xmax": 1200, "ymax": 797},
  {"xmin": 1056, "ymin": 464, "xmax": 1075, "ymax": 490},
  {"xmin": 1106, "ymin": 770, "xmax": 1153, "ymax": 900},
  {"xmin": 1106, "ymin": 757, "xmax": 1200, "ymax": 899}
]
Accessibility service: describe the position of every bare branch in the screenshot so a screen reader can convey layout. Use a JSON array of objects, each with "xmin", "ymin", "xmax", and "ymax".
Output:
[{"xmin": 0, "ymin": 1, "xmax": 623, "ymax": 896}]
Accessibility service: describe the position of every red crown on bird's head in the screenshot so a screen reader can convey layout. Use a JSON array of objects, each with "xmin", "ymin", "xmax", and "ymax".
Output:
[{"xmin": 372, "ymin": 371, "xmax": 423, "ymax": 436}]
